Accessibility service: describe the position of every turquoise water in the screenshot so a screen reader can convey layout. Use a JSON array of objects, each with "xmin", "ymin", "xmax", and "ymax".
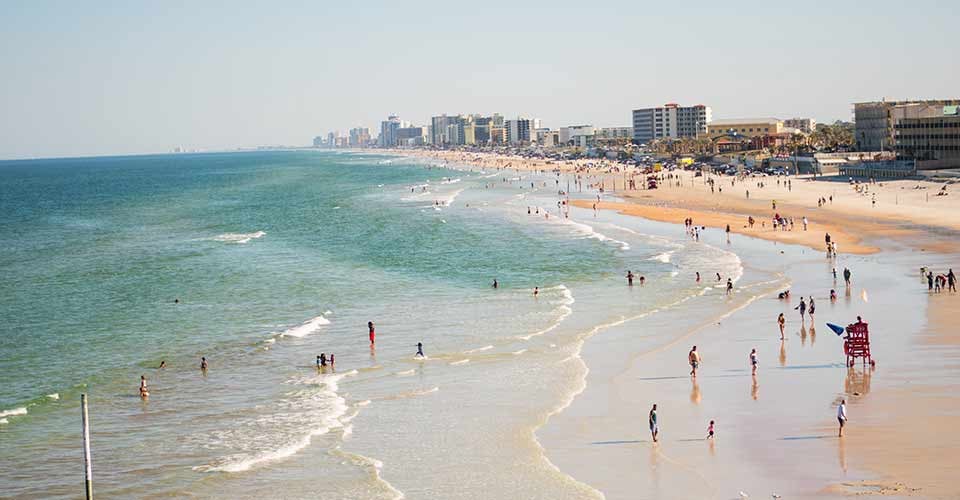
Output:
[{"xmin": 0, "ymin": 151, "xmax": 741, "ymax": 498}]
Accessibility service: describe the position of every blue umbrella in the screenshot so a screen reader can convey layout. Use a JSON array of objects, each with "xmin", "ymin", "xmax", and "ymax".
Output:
[{"xmin": 827, "ymin": 323, "xmax": 846, "ymax": 336}]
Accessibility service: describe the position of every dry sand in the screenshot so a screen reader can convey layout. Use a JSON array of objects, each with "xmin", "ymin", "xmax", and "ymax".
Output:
[{"xmin": 388, "ymin": 148, "xmax": 960, "ymax": 498}]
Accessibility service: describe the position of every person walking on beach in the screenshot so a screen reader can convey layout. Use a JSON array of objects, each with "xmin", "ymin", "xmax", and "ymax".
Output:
[
  {"xmin": 777, "ymin": 313, "xmax": 786, "ymax": 340},
  {"xmin": 843, "ymin": 268, "xmax": 852, "ymax": 286},
  {"xmin": 416, "ymin": 342, "xmax": 424, "ymax": 357},
  {"xmin": 726, "ymin": 278, "xmax": 733, "ymax": 295},
  {"xmin": 626, "ymin": 270, "xmax": 635, "ymax": 286},
  {"xmin": 716, "ymin": 272, "xmax": 722, "ymax": 282},
  {"xmin": 927, "ymin": 271, "xmax": 935, "ymax": 291},
  {"xmin": 802, "ymin": 216, "xmax": 808, "ymax": 231},
  {"xmin": 368, "ymin": 321, "xmax": 376, "ymax": 345},
  {"xmin": 837, "ymin": 399, "xmax": 848, "ymax": 437},
  {"xmin": 649, "ymin": 404, "xmax": 659, "ymax": 443},
  {"xmin": 707, "ymin": 420, "xmax": 715, "ymax": 440},
  {"xmin": 796, "ymin": 297, "xmax": 807, "ymax": 321},
  {"xmin": 808, "ymin": 297, "xmax": 816, "ymax": 318},
  {"xmin": 688, "ymin": 346, "xmax": 701, "ymax": 377},
  {"xmin": 750, "ymin": 348, "xmax": 759, "ymax": 375},
  {"xmin": 948, "ymin": 269, "xmax": 956, "ymax": 292},
  {"xmin": 696, "ymin": 272, "xmax": 701, "ymax": 283}
]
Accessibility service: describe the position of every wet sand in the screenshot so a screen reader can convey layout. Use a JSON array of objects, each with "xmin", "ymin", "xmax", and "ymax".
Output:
[{"xmin": 386, "ymin": 148, "xmax": 960, "ymax": 497}]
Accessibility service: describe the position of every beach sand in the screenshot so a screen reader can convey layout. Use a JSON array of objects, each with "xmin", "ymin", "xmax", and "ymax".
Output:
[{"xmin": 391, "ymin": 148, "xmax": 960, "ymax": 498}]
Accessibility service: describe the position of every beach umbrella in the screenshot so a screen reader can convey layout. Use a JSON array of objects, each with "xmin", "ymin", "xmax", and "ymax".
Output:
[{"xmin": 826, "ymin": 323, "xmax": 845, "ymax": 336}]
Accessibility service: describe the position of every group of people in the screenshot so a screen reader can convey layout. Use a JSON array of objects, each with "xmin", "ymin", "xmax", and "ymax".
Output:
[
  {"xmin": 139, "ymin": 356, "xmax": 208, "ymax": 399},
  {"xmin": 922, "ymin": 267, "xmax": 957, "ymax": 293}
]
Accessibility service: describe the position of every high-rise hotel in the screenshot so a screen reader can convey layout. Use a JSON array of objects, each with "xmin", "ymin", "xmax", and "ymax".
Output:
[{"xmin": 632, "ymin": 103, "xmax": 711, "ymax": 143}]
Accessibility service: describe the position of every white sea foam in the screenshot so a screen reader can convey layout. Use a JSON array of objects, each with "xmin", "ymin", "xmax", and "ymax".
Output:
[
  {"xmin": 356, "ymin": 400, "xmax": 371, "ymax": 407},
  {"xmin": 394, "ymin": 369, "xmax": 415, "ymax": 376},
  {"xmin": 564, "ymin": 219, "xmax": 630, "ymax": 251},
  {"xmin": 0, "ymin": 418, "xmax": 7, "ymax": 425},
  {"xmin": 519, "ymin": 285, "xmax": 575, "ymax": 340},
  {"xmin": 449, "ymin": 359, "xmax": 470, "ymax": 366},
  {"xmin": 212, "ymin": 231, "xmax": 266, "ymax": 244},
  {"xmin": 511, "ymin": 349, "xmax": 528, "ymax": 355},
  {"xmin": 195, "ymin": 370, "xmax": 357, "ymax": 473},
  {"xmin": 464, "ymin": 345, "xmax": 493, "ymax": 354},
  {"xmin": 435, "ymin": 188, "xmax": 464, "ymax": 207},
  {"xmin": 0, "ymin": 407, "xmax": 27, "ymax": 418},
  {"xmin": 46, "ymin": 393, "xmax": 59, "ymax": 400},
  {"xmin": 440, "ymin": 178, "xmax": 462, "ymax": 184},
  {"xmin": 649, "ymin": 251, "xmax": 673, "ymax": 263},
  {"xmin": 279, "ymin": 315, "xmax": 331, "ymax": 338}
]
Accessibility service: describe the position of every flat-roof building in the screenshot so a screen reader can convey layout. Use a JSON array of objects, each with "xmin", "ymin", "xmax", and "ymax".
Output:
[
  {"xmin": 854, "ymin": 99, "xmax": 960, "ymax": 151},
  {"xmin": 632, "ymin": 103, "xmax": 710, "ymax": 143}
]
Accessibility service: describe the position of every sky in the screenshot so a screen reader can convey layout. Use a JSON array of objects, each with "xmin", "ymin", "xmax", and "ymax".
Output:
[{"xmin": 1, "ymin": 0, "xmax": 958, "ymax": 159}]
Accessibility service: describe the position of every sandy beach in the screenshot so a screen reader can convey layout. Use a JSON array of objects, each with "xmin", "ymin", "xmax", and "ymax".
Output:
[{"xmin": 391, "ymin": 147, "xmax": 960, "ymax": 499}]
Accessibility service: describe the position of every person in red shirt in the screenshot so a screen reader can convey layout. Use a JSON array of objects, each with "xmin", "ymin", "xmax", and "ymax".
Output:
[{"xmin": 368, "ymin": 321, "xmax": 375, "ymax": 345}]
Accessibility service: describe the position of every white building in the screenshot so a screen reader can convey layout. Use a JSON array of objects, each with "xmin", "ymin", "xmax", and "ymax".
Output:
[
  {"xmin": 559, "ymin": 125, "xmax": 595, "ymax": 148},
  {"xmin": 632, "ymin": 103, "xmax": 711, "ymax": 143},
  {"xmin": 505, "ymin": 117, "xmax": 541, "ymax": 145}
]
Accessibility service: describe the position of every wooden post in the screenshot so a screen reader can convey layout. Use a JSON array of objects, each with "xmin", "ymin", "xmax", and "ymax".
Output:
[{"xmin": 81, "ymin": 393, "xmax": 93, "ymax": 500}]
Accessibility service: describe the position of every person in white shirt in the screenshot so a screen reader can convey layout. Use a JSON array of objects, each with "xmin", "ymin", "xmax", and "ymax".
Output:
[{"xmin": 837, "ymin": 399, "xmax": 847, "ymax": 437}]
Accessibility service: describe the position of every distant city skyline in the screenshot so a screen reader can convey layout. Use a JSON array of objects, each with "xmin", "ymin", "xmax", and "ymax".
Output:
[{"xmin": 1, "ymin": 1, "xmax": 958, "ymax": 160}]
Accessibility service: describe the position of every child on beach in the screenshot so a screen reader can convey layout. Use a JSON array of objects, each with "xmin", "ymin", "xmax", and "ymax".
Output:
[{"xmin": 707, "ymin": 420, "xmax": 715, "ymax": 439}]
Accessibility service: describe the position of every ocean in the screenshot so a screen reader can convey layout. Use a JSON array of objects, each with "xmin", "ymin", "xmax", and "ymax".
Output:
[{"xmin": 0, "ymin": 151, "xmax": 748, "ymax": 498}]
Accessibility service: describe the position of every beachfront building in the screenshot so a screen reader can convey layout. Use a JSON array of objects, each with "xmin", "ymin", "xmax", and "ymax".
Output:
[
  {"xmin": 540, "ymin": 130, "xmax": 560, "ymax": 148},
  {"xmin": 506, "ymin": 117, "xmax": 541, "ymax": 145},
  {"xmin": 784, "ymin": 118, "xmax": 817, "ymax": 134},
  {"xmin": 707, "ymin": 118, "xmax": 784, "ymax": 139},
  {"xmin": 349, "ymin": 127, "xmax": 371, "ymax": 147},
  {"xmin": 854, "ymin": 99, "xmax": 960, "ymax": 152},
  {"xmin": 893, "ymin": 104, "xmax": 960, "ymax": 170},
  {"xmin": 379, "ymin": 115, "xmax": 404, "ymax": 147},
  {"xmin": 596, "ymin": 127, "xmax": 633, "ymax": 140},
  {"xmin": 559, "ymin": 125, "xmax": 595, "ymax": 148},
  {"xmin": 431, "ymin": 114, "xmax": 464, "ymax": 146},
  {"xmin": 312, "ymin": 136, "xmax": 324, "ymax": 148},
  {"xmin": 632, "ymin": 103, "xmax": 711, "ymax": 144},
  {"xmin": 397, "ymin": 126, "xmax": 426, "ymax": 146}
]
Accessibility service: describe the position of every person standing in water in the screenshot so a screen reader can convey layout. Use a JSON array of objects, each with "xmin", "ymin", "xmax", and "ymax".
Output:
[
  {"xmin": 158, "ymin": 360, "xmax": 166, "ymax": 369},
  {"xmin": 200, "ymin": 356, "xmax": 208, "ymax": 372},
  {"xmin": 649, "ymin": 404, "xmax": 659, "ymax": 442},
  {"xmin": 750, "ymin": 348, "xmax": 758, "ymax": 375},
  {"xmin": 533, "ymin": 287, "xmax": 539, "ymax": 297},
  {"xmin": 626, "ymin": 270, "xmax": 635, "ymax": 286},
  {"xmin": 688, "ymin": 346, "xmax": 701, "ymax": 377},
  {"xmin": 416, "ymin": 342, "xmax": 424, "ymax": 357},
  {"xmin": 726, "ymin": 278, "xmax": 733, "ymax": 295},
  {"xmin": 492, "ymin": 279, "xmax": 498, "ymax": 289},
  {"xmin": 139, "ymin": 375, "xmax": 149, "ymax": 398},
  {"xmin": 843, "ymin": 268, "xmax": 852, "ymax": 286},
  {"xmin": 796, "ymin": 297, "xmax": 807, "ymax": 321},
  {"xmin": 368, "ymin": 321, "xmax": 376, "ymax": 345},
  {"xmin": 837, "ymin": 399, "xmax": 848, "ymax": 437},
  {"xmin": 777, "ymin": 313, "xmax": 786, "ymax": 340},
  {"xmin": 808, "ymin": 297, "xmax": 816, "ymax": 318},
  {"xmin": 707, "ymin": 420, "xmax": 715, "ymax": 440},
  {"xmin": 716, "ymin": 272, "xmax": 722, "ymax": 282},
  {"xmin": 696, "ymin": 272, "xmax": 701, "ymax": 283}
]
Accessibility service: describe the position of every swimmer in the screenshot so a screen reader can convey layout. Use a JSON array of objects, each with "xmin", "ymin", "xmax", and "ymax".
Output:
[
  {"xmin": 319, "ymin": 353, "xmax": 327, "ymax": 367},
  {"xmin": 533, "ymin": 287, "xmax": 539, "ymax": 297},
  {"xmin": 368, "ymin": 321, "xmax": 376, "ymax": 344},
  {"xmin": 696, "ymin": 272, "xmax": 700, "ymax": 282},
  {"xmin": 200, "ymin": 356, "xmax": 208, "ymax": 371},
  {"xmin": 639, "ymin": 276, "xmax": 646, "ymax": 285},
  {"xmin": 626, "ymin": 270, "xmax": 634, "ymax": 286},
  {"xmin": 716, "ymin": 272, "xmax": 722, "ymax": 282},
  {"xmin": 139, "ymin": 375, "xmax": 149, "ymax": 398},
  {"xmin": 158, "ymin": 360, "xmax": 166, "ymax": 369}
]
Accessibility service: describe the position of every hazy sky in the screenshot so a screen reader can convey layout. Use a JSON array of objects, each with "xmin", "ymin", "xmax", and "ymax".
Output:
[{"xmin": 1, "ymin": 0, "xmax": 957, "ymax": 159}]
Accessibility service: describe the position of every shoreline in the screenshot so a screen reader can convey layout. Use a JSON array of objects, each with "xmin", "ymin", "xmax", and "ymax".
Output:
[{"xmin": 384, "ymin": 148, "xmax": 960, "ymax": 498}]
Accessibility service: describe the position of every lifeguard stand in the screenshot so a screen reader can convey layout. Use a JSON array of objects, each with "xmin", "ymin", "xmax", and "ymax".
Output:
[{"xmin": 843, "ymin": 322, "xmax": 873, "ymax": 366}]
